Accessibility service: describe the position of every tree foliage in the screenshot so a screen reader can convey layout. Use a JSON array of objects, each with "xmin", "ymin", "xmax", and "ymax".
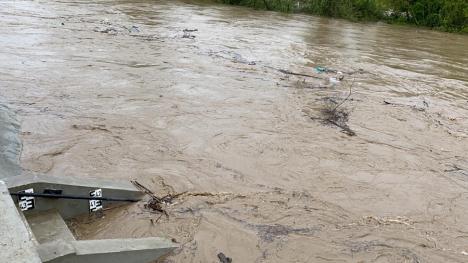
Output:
[{"xmin": 221, "ymin": 0, "xmax": 468, "ymax": 32}]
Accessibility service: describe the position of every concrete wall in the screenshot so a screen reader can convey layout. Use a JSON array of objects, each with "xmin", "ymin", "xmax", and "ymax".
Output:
[
  {"xmin": 0, "ymin": 180, "xmax": 42, "ymax": 263},
  {"xmin": 5, "ymin": 174, "xmax": 143, "ymax": 219},
  {"xmin": 0, "ymin": 103, "xmax": 22, "ymax": 178}
]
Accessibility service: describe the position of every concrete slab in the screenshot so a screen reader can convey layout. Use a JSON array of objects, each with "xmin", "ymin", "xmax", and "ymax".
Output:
[
  {"xmin": 74, "ymin": 237, "xmax": 176, "ymax": 256},
  {"xmin": 0, "ymin": 180, "xmax": 41, "ymax": 263},
  {"xmin": 37, "ymin": 238, "xmax": 177, "ymax": 263},
  {"xmin": 27, "ymin": 210, "xmax": 76, "ymax": 244},
  {"xmin": 37, "ymin": 239, "xmax": 76, "ymax": 262}
]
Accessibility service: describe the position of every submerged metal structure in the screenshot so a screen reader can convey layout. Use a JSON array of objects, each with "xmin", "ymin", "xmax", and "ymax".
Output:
[{"xmin": 0, "ymin": 105, "xmax": 176, "ymax": 263}]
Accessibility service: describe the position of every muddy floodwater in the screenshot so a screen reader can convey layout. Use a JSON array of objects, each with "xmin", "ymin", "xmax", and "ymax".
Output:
[{"xmin": 1, "ymin": 0, "xmax": 468, "ymax": 262}]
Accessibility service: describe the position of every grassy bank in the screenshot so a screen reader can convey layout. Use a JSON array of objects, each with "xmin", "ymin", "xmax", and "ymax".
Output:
[{"xmin": 220, "ymin": 0, "xmax": 468, "ymax": 33}]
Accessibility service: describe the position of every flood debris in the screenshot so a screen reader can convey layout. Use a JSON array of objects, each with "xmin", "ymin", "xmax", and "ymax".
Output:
[
  {"xmin": 265, "ymin": 66, "xmax": 323, "ymax": 79},
  {"xmin": 71, "ymin": 124, "xmax": 111, "ymax": 133},
  {"xmin": 310, "ymin": 78, "xmax": 356, "ymax": 136},
  {"xmin": 268, "ymin": 65, "xmax": 360, "ymax": 85},
  {"xmin": 131, "ymin": 180, "xmax": 168, "ymax": 217},
  {"xmin": 208, "ymin": 50, "xmax": 256, "ymax": 65},
  {"xmin": 362, "ymin": 216, "xmax": 413, "ymax": 226},
  {"xmin": 132, "ymin": 179, "xmax": 249, "ymax": 213},
  {"xmin": 318, "ymin": 100, "xmax": 355, "ymax": 136},
  {"xmin": 295, "ymin": 78, "xmax": 333, "ymax": 89},
  {"xmin": 217, "ymin": 252, "xmax": 233, "ymax": 263},
  {"xmin": 314, "ymin": 66, "xmax": 334, "ymax": 73},
  {"xmin": 91, "ymin": 19, "xmax": 142, "ymax": 36},
  {"xmin": 347, "ymin": 68, "xmax": 366, "ymax": 75},
  {"xmin": 301, "ymin": 84, "xmax": 329, "ymax": 89},
  {"xmin": 93, "ymin": 27, "xmax": 118, "ymax": 35},
  {"xmin": 124, "ymin": 25, "xmax": 140, "ymax": 33},
  {"xmin": 130, "ymin": 180, "xmax": 224, "ymax": 217},
  {"xmin": 133, "ymin": 34, "xmax": 161, "ymax": 41},
  {"xmin": 314, "ymin": 66, "xmax": 365, "ymax": 76},
  {"xmin": 182, "ymin": 28, "xmax": 197, "ymax": 39},
  {"xmin": 383, "ymin": 97, "xmax": 430, "ymax": 112}
]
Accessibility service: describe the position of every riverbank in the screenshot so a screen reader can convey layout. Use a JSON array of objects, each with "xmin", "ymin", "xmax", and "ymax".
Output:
[{"xmin": 219, "ymin": 0, "xmax": 468, "ymax": 33}]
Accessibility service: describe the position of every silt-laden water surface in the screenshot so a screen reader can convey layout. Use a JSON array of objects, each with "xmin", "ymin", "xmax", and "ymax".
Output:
[{"xmin": 1, "ymin": 0, "xmax": 467, "ymax": 262}]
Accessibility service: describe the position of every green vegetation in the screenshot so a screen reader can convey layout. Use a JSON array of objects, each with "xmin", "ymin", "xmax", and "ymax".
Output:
[{"xmin": 220, "ymin": 0, "xmax": 468, "ymax": 32}]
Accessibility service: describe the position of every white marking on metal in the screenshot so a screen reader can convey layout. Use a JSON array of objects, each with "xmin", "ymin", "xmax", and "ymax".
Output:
[
  {"xmin": 18, "ymin": 188, "xmax": 35, "ymax": 211},
  {"xmin": 89, "ymin": 189, "xmax": 103, "ymax": 212}
]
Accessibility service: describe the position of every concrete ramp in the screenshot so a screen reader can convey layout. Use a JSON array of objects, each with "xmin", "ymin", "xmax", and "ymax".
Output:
[{"xmin": 27, "ymin": 210, "xmax": 76, "ymax": 243}]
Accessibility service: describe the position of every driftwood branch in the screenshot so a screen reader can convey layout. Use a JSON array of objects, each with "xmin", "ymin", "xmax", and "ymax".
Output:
[
  {"xmin": 265, "ymin": 66, "xmax": 323, "ymax": 79},
  {"xmin": 131, "ymin": 180, "xmax": 168, "ymax": 217}
]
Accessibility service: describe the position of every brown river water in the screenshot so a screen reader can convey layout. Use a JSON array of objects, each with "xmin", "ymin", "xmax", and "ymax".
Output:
[{"xmin": 1, "ymin": 0, "xmax": 468, "ymax": 262}]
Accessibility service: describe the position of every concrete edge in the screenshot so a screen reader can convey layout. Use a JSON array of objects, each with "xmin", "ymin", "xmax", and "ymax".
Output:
[
  {"xmin": 37, "ymin": 239, "xmax": 76, "ymax": 262},
  {"xmin": 3, "ymin": 173, "xmax": 139, "ymax": 192},
  {"xmin": 38, "ymin": 238, "xmax": 177, "ymax": 263},
  {"xmin": 74, "ymin": 237, "xmax": 178, "ymax": 254}
]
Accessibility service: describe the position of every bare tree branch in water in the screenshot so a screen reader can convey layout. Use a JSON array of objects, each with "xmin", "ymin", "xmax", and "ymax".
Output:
[
  {"xmin": 331, "ymin": 76, "xmax": 355, "ymax": 114},
  {"xmin": 311, "ymin": 77, "xmax": 356, "ymax": 136}
]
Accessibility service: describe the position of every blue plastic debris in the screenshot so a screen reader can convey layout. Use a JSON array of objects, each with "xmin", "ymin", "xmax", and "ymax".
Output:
[{"xmin": 315, "ymin": 66, "xmax": 327, "ymax": 73}]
